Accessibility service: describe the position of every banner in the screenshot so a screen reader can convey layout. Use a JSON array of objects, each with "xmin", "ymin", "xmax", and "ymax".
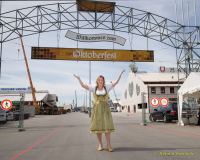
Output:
[
  {"xmin": 65, "ymin": 30, "xmax": 126, "ymax": 46},
  {"xmin": 31, "ymin": 47, "xmax": 154, "ymax": 62},
  {"xmin": 0, "ymin": 88, "xmax": 31, "ymax": 94}
]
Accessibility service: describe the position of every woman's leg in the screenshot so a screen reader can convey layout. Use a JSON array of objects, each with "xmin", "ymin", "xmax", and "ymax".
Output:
[
  {"xmin": 105, "ymin": 132, "xmax": 112, "ymax": 150},
  {"xmin": 97, "ymin": 133, "xmax": 103, "ymax": 150}
]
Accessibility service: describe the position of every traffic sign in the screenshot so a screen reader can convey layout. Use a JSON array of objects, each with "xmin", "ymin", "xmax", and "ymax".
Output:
[
  {"xmin": 160, "ymin": 97, "xmax": 169, "ymax": 107},
  {"xmin": 150, "ymin": 97, "xmax": 159, "ymax": 108},
  {"xmin": 1, "ymin": 99, "xmax": 13, "ymax": 111}
]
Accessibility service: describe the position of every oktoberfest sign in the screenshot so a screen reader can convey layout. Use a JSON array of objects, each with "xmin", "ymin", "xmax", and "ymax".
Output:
[
  {"xmin": 31, "ymin": 47, "xmax": 154, "ymax": 62},
  {"xmin": 65, "ymin": 30, "xmax": 126, "ymax": 46}
]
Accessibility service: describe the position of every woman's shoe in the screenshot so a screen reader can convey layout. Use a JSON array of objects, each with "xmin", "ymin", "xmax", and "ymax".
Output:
[
  {"xmin": 97, "ymin": 146, "xmax": 103, "ymax": 151},
  {"xmin": 108, "ymin": 147, "xmax": 113, "ymax": 152},
  {"xmin": 105, "ymin": 147, "xmax": 113, "ymax": 152}
]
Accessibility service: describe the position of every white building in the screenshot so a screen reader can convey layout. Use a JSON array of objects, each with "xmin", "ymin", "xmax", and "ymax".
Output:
[{"xmin": 120, "ymin": 70, "xmax": 185, "ymax": 113}]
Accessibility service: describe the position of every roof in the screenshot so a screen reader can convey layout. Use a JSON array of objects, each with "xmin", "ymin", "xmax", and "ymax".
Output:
[
  {"xmin": 136, "ymin": 72, "xmax": 185, "ymax": 83},
  {"xmin": 146, "ymin": 84, "xmax": 181, "ymax": 87},
  {"xmin": 178, "ymin": 72, "xmax": 200, "ymax": 96},
  {"xmin": 0, "ymin": 91, "xmax": 48, "ymax": 102}
]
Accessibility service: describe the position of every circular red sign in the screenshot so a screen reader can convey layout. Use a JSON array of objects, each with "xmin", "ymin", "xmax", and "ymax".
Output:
[
  {"xmin": 160, "ymin": 97, "xmax": 169, "ymax": 107},
  {"xmin": 1, "ymin": 99, "xmax": 13, "ymax": 111},
  {"xmin": 150, "ymin": 97, "xmax": 159, "ymax": 108}
]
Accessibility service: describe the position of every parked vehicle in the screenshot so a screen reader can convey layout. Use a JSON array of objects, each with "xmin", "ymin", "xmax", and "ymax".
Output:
[
  {"xmin": 182, "ymin": 102, "xmax": 199, "ymax": 125},
  {"xmin": 13, "ymin": 111, "xmax": 30, "ymax": 121},
  {"xmin": 110, "ymin": 107, "xmax": 118, "ymax": 112},
  {"xmin": 6, "ymin": 111, "xmax": 14, "ymax": 121},
  {"xmin": 149, "ymin": 103, "xmax": 178, "ymax": 122},
  {"xmin": 0, "ymin": 109, "xmax": 7, "ymax": 124}
]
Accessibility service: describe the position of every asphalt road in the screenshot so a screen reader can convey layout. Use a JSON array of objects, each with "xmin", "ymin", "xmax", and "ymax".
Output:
[{"xmin": 0, "ymin": 112, "xmax": 200, "ymax": 160}]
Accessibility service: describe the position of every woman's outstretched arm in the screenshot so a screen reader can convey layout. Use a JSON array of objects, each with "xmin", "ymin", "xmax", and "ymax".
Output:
[
  {"xmin": 111, "ymin": 70, "xmax": 125, "ymax": 87},
  {"xmin": 74, "ymin": 74, "xmax": 89, "ymax": 90}
]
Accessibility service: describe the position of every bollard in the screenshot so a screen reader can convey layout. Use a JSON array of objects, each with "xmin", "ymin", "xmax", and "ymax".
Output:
[
  {"xmin": 141, "ymin": 92, "xmax": 147, "ymax": 126},
  {"xmin": 18, "ymin": 93, "xmax": 26, "ymax": 132}
]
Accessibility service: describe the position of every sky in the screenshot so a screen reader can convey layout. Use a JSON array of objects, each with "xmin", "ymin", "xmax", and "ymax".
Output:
[{"xmin": 0, "ymin": 0, "xmax": 199, "ymax": 106}]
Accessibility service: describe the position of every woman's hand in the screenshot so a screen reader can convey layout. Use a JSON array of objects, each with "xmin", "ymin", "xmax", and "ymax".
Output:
[
  {"xmin": 73, "ymin": 74, "xmax": 80, "ymax": 80},
  {"xmin": 120, "ymin": 69, "xmax": 125, "ymax": 76},
  {"xmin": 111, "ymin": 69, "xmax": 125, "ymax": 87},
  {"xmin": 73, "ymin": 74, "xmax": 89, "ymax": 90}
]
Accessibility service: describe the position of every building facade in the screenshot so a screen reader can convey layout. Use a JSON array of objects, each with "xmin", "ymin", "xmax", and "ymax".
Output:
[{"xmin": 120, "ymin": 71, "xmax": 185, "ymax": 113}]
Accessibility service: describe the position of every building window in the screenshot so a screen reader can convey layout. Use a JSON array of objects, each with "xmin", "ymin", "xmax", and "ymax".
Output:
[
  {"xmin": 160, "ymin": 87, "xmax": 165, "ymax": 94},
  {"xmin": 170, "ymin": 87, "xmax": 174, "ymax": 93},
  {"xmin": 151, "ymin": 87, "xmax": 156, "ymax": 94}
]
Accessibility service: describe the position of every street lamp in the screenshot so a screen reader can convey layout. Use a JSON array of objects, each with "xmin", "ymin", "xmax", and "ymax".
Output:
[{"xmin": 129, "ymin": 62, "xmax": 138, "ymax": 73}]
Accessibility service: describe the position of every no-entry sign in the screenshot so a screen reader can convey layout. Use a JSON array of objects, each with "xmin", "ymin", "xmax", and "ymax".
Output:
[
  {"xmin": 1, "ymin": 99, "xmax": 12, "ymax": 111},
  {"xmin": 150, "ymin": 97, "xmax": 159, "ymax": 108}
]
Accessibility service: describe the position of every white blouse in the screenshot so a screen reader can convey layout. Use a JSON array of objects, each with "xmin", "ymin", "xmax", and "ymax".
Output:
[{"xmin": 88, "ymin": 84, "xmax": 113, "ymax": 95}]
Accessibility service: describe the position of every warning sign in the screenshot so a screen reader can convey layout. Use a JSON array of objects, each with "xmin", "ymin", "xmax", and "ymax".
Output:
[
  {"xmin": 1, "ymin": 99, "xmax": 13, "ymax": 111},
  {"xmin": 160, "ymin": 97, "xmax": 169, "ymax": 107},
  {"xmin": 150, "ymin": 98, "xmax": 159, "ymax": 108}
]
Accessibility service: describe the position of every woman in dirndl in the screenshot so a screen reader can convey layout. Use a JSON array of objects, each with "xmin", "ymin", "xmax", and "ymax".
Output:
[{"xmin": 74, "ymin": 70, "xmax": 124, "ymax": 152}]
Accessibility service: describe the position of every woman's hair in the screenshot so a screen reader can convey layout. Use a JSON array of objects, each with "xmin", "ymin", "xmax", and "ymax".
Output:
[{"xmin": 95, "ymin": 75, "xmax": 107, "ymax": 94}]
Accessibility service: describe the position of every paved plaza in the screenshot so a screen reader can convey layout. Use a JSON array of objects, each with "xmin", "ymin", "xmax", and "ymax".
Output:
[{"xmin": 0, "ymin": 112, "xmax": 200, "ymax": 160}]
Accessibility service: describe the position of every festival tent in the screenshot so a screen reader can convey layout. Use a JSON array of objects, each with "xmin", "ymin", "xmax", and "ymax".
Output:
[{"xmin": 178, "ymin": 72, "xmax": 200, "ymax": 125}]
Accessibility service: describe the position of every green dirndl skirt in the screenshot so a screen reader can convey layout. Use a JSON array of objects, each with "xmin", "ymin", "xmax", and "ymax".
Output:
[{"xmin": 90, "ymin": 94, "xmax": 115, "ymax": 133}]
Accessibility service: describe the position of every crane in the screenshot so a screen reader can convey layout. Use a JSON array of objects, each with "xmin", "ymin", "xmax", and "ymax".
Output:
[{"xmin": 19, "ymin": 35, "xmax": 40, "ymax": 114}]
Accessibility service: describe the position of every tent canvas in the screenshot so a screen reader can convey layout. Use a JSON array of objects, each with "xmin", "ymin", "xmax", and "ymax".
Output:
[{"xmin": 178, "ymin": 72, "xmax": 200, "ymax": 125}]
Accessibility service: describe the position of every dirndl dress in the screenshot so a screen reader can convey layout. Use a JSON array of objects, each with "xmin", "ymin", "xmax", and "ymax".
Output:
[{"xmin": 90, "ymin": 92, "xmax": 115, "ymax": 133}]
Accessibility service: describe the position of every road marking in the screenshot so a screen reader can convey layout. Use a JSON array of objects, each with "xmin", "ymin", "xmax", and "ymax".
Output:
[{"xmin": 10, "ymin": 126, "xmax": 64, "ymax": 160}]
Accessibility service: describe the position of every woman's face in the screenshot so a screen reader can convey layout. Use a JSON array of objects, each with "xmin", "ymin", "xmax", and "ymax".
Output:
[{"xmin": 97, "ymin": 77, "xmax": 105, "ymax": 88}]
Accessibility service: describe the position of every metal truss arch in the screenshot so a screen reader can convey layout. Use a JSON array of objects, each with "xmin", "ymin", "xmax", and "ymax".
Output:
[{"xmin": 0, "ymin": 2, "xmax": 200, "ymax": 76}]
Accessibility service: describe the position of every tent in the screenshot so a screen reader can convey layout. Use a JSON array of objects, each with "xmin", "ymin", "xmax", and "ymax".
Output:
[{"xmin": 178, "ymin": 72, "xmax": 200, "ymax": 126}]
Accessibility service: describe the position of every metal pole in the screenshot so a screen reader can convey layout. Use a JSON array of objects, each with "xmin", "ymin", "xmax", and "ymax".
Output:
[
  {"xmin": 75, "ymin": 90, "xmax": 77, "ymax": 110},
  {"xmin": 0, "ymin": 1, "xmax": 2, "ymax": 78},
  {"xmin": 18, "ymin": 93, "xmax": 25, "ymax": 131},
  {"xmin": 0, "ymin": 42, "xmax": 2, "ymax": 78},
  {"xmin": 86, "ymin": 90, "xmax": 87, "ymax": 108},
  {"xmin": 89, "ymin": 61, "xmax": 91, "ymax": 117}
]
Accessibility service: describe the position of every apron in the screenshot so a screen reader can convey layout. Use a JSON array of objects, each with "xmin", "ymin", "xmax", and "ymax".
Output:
[{"xmin": 90, "ymin": 92, "xmax": 115, "ymax": 133}]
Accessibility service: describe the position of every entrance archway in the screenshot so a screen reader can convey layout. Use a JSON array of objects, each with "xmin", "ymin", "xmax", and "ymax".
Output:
[{"xmin": 0, "ymin": 1, "xmax": 200, "ymax": 78}]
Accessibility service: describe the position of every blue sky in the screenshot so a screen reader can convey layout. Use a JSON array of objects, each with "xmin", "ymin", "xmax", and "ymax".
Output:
[{"xmin": 0, "ymin": 0, "xmax": 199, "ymax": 106}]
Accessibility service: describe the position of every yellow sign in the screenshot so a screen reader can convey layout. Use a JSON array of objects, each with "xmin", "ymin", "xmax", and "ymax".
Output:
[
  {"xmin": 77, "ymin": 0, "xmax": 115, "ymax": 13},
  {"xmin": 31, "ymin": 47, "xmax": 154, "ymax": 62}
]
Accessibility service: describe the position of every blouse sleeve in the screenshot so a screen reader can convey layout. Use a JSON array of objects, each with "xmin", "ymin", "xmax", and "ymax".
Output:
[
  {"xmin": 88, "ymin": 85, "xmax": 95, "ymax": 93},
  {"xmin": 105, "ymin": 83, "xmax": 113, "ymax": 92}
]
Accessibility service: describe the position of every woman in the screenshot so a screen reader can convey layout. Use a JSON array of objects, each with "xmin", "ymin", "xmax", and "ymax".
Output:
[{"xmin": 74, "ymin": 70, "xmax": 124, "ymax": 152}]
